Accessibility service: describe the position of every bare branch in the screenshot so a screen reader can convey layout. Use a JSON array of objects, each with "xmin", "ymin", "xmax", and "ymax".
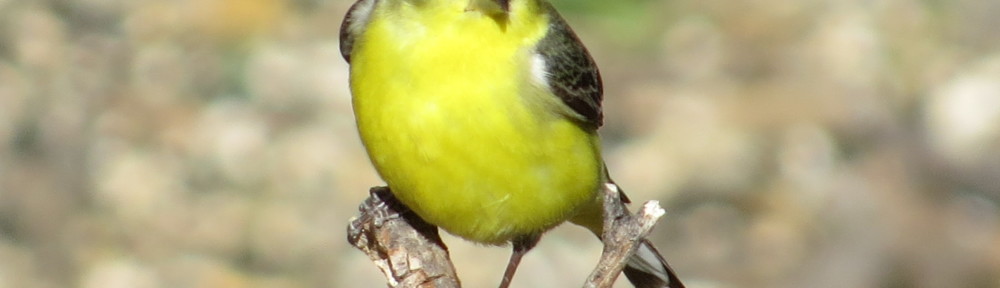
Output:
[
  {"xmin": 347, "ymin": 184, "xmax": 666, "ymax": 288},
  {"xmin": 583, "ymin": 183, "xmax": 666, "ymax": 288},
  {"xmin": 347, "ymin": 187, "xmax": 461, "ymax": 288}
]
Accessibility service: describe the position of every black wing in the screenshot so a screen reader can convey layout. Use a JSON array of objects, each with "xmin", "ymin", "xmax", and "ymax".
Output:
[
  {"xmin": 535, "ymin": 3, "xmax": 604, "ymax": 129},
  {"xmin": 340, "ymin": 0, "xmax": 377, "ymax": 63}
]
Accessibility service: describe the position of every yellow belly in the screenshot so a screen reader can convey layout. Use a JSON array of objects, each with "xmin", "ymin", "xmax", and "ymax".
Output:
[{"xmin": 349, "ymin": 2, "xmax": 602, "ymax": 244}]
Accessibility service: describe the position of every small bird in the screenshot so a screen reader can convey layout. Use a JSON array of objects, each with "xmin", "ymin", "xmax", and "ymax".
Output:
[{"xmin": 340, "ymin": 0, "xmax": 684, "ymax": 287}]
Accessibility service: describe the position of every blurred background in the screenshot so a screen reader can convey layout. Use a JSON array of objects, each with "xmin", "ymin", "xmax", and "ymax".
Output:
[{"xmin": 1, "ymin": 0, "xmax": 999, "ymax": 287}]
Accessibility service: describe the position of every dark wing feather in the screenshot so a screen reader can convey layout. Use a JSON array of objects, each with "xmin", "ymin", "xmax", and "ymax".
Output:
[
  {"xmin": 340, "ymin": 0, "xmax": 377, "ymax": 63},
  {"xmin": 535, "ymin": 3, "xmax": 604, "ymax": 129}
]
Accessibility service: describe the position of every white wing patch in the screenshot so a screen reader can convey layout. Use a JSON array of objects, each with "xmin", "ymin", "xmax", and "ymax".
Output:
[
  {"xmin": 526, "ymin": 52, "xmax": 590, "ymax": 121},
  {"xmin": 530, "ymin": 53, "xmax": 550, "ymax": 88}
]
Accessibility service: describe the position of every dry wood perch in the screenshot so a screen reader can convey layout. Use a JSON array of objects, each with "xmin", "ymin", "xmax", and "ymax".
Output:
[
  {"xmin": 347, "ymin": 187, "xmax": 461, "ymax": 288},
  {"xmin": 347, "ymin": 184, "xmax": 665, "ymax": 288}
]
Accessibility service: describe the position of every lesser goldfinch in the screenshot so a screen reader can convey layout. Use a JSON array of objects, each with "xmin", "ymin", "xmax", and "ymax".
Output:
[{"xmin": 340, "ymin": 0, "xmax": 684, "ymax": 287}]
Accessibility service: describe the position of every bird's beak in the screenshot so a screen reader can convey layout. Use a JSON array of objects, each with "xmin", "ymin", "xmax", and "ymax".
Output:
[{"xmin": 465, "ymin": 0, "xmax": 510, "ymax": 14}]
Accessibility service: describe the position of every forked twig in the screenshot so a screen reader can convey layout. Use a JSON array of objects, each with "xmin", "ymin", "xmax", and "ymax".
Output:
[{"xmin": 347, "ymin": 184, "xmax": 665, "ymax": 288}]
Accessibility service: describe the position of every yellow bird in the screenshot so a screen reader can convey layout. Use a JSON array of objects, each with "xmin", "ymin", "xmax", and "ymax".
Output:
[{"xmin": 340, "ymin": 0, "xmax": 684, "ymax": 287}]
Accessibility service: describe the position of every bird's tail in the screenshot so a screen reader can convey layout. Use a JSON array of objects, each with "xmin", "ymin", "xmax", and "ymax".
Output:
[{"xmin": 622, "ymin": 239, "xmax": 685, "ymax": 288}]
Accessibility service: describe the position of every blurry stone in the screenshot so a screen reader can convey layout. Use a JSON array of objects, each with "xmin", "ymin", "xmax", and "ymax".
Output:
[
  {"xmin": 0, "ymin": 64, "xmax": 27, "ymax": 153},
  {"xmin": 777, "ymin": 124, "xmax": 838, "ymax": 211},
  {"xmin": 945, "ymin": 192, "xmax": 999, "ymax": 252},
  {"xmin": 713, "ymin": 0, "xmax": 810, "ymax": 43},
  {"xmin": 80, "ymin": 257, "xmax": 161, "ymax": 288},
  {"xmin": 246, "ymin": 43, "xmax": 351, "ymax": 115},
  {"xmin": 55, "ymin": 0, "xmax": 124, "ymax": 32},
  {"xmin": 679, "ymin": 202, "xmax": 746, "ymax": 276},
  {"xmin": 161, "ymin": 256, "xmax": 251, "ymax": 288},
  {"xmin": 0, "ymin": 242, "xmax": 39, "ymax": 288},
  {"xmin": 188, "ymin": 0, "xmax": 289, "ymax": 43},
  {"xmin": 195, "ymin": 101, "xmax": 269, "ymax": 186},
  {"xmin": 746, "ymin": 215, "xmax": 806, "ymax": 283},
  {"xmin": 795, "ymin": 3, "xmax": 896, "ymax": 135},
  {"xmin": 131, "ymin": 44, "xmax": 189, "ymax": 102},
  {"xmin": 248, "ymin": 201, "xmax": 311, "ymax": 268},
  {"xmin": 10, "ymin": 5, "xmax": 66, "ymax": 70},
  {"xmin": 925, "ymin": 55, "xmax": 1000, "ymax": 166},
  {"xmin": 186, "ymin": 193, "xmax": 252, "ymax": 256},
  {"xmin": 246, "ymin": 44, "xmax": 311, "ymax": 108},
  {"xmin": 948, "ymin": 0, "xmax": 1000, "ymax": 49},
  {"xmin": 609, "ymin": 134, "xmax": 684, "ymax": 200},
  {"xmin": 809, "ymin": 5, "xmax": 883, "ymax": 90},
  {"xmin": 660, "ymin": 17, "xmax": 728, "ymax": 83},
  {"xmin": 123, "ymin": 1, "xmax": 185, "ymax": 42},
  {"xmin": 93, "ymin": 148, "xmax": 183, "ymax": 228},
  {"xmin": 267, "ymin": 124, "xmax": 379, "ymax": 203},
  {"xmin": 268, "ymin": 127, "xmax": 342, "ymax": 191},
  {"xmin": 610, "ymin": 89, "xmax": 760, "ymax": 198}
]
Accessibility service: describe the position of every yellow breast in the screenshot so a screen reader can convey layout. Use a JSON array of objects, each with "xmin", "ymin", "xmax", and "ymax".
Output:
[{"xmin": 349, "ymin": 0, "xmax": 602, "ymax": 244}]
